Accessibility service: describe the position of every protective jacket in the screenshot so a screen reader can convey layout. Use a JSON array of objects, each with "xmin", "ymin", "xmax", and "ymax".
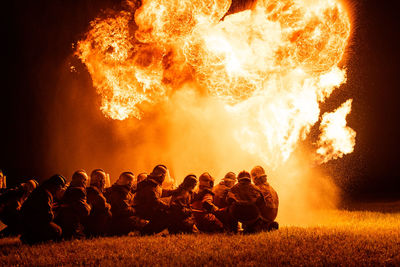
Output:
[
  {"xmin": 213, "ymin": 182, "xmax": 231, "ymax": 208},
  {"xmin": 255, "ymin": 182, "xmax": 279, "ymax": 222},
  {"xmin": 134, "ymin": 178, "xmax": 173, "ymax": 219},
  {"xmin": 192, "ymin": 188, "xmax": 223, "ymax": 232},
  {"xmin": 84, "ymin": 186, "xmax": 112, "ymax": 236},
  {"xmin": 168, "ymin": 186, "xmax": 196, "ymax": 234},
  {"xmin": 20, "ymin": 187, "xmax": 62, "ymax": 244},
  {"xmin": 55, "ymin": 186, "xmax": 91, "ymax": 239}
]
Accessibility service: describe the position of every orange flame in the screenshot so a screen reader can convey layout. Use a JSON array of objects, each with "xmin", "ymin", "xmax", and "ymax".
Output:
[
  {"xmin": 316, "ymin": 99, "xmax": 356, "ymax": 163},
  {"xmin": 76, "ymin": 0, "xmax": 354, "ymax": 167}
]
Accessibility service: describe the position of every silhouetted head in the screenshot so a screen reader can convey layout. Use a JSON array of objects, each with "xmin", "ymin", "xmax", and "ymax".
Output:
[
  {"xmin": 24, "ymin": 179, "xmax": 38, "ymax": 193},
  {"xmin": 199, "ymin": 172, "xmax": 214, "ymax": 189},
  {"xmin": 90, "ymin": 169, "xmax": 107, "ymax": 191},
  {"xmin": 137, "ymin": 172, "xmax": 148, "ymax": 184},
  {"xmin": 250, "ymin": 165, "xmax": 267, "ymax": 185},
  {"xmin": 43, "ymin": 174, "xmax": 67, "ymax": 196},
  {"xmin": 223, "ymin": 172, "xmax": 236, "ymax": 188},
  {"xmin": 71, "ymin": 170, "xmax": 89, "ymax": 188},
  {"xmin": 237, "ymin": 170, "xmax": 251, "ymax": 182},
  {"xmin": 116, "ymin": 172, "xmax": 135, "ymax": 188},
  {"xmin": 181, "ymin": 174, "xmax": 198, "ymax": 191},
  {"xmin": 149, "ymin": 164, "xmax": 168, "ymax": 185}
]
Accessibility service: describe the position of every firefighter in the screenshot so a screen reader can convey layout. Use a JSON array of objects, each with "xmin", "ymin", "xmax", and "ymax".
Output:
[
  {"xmin": 84, "ymin": 169, "xmax": 112, "ymax": 237},
  {"xmin": 168, "ymin": 174, "xmax": 198, "ymax": 234},
  {"xmin": 226, "ymin": 170, "xmax": 268, "ymax": 233},
  {"xmin": 109, "ymin": 172, "xmax": 146, "ymax": 235},
  {"xmin": 192, "ymin": 173, "xmax": 224, "ymax": 233},
  {"xmin": 251, "ymin": 166, "xmax": 279, "ymax": 230},
  {"xmin": 0, "ymin": 179, "xmax": 38, "ymax": 237},
  {"xmin": 20, "ymin": 174, "xmax": 66, "ymax": 244},
  {"xmin": 213, "ymin": 172, "xmax": 236, "ymax": 209},
  {"xmin": 55, "ymin": 170, "xmax": 91, "ymax": 239},
  {"xmin": 134, "ymin": 165, "xmax": 175, "ymax": 235}
]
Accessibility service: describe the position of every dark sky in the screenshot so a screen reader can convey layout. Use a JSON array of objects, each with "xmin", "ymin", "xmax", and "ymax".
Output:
[{"xmin": 2, "ymin": 0, "xmax": 399, "ymax": 198}]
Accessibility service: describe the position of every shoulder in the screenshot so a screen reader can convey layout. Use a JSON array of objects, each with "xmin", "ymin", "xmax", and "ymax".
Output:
[{"xmin": 137, "ymin": 179, "xmax": 158, "ymax": 190}]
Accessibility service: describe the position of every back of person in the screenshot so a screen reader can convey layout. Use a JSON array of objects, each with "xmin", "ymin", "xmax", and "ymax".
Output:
[
  {"xmin": 84, "ymin": 169, "xmax": 112, "ymax": 237},
  {"xmin": 213, "ymin": 182, "xmax": 229, "ymax": 208},
  {"xmin": 134, "ymin": 178, "xmax": 163, "ymax": 218},
  {"xmin": 110, "ymin": 183, "xmax": 135, "ymax": 219},
  {"xmin": 134, "ymin": 165, "xmax": 175, "ymax": 235},
  {"xmin": 213, "ymin": 172, "xmax": 236, "ymax": 209},
  {"xmin": 168, "ymin": 175, "xmax": 197, "ymax": 234},
  {"xmin": 56, "ymin": 186, "xmax": 91, "ymax": 239},
  {"xmin": 192, "ymin": 173, "xmax": 224, "ymax": 233},
  {"xmin": 226, "ymin": 171, "xmax": 265, "ymax": 232},
  {"xmin": 20, "ymin": 187, "xmax": 54, "ymax": 228},
  {"xmin": 85, "ymin": 186, "xmax": 111, "ymax": 236},
  {"xmin": 251, "ymin": 166, "xmax": 279, "ymax": 223},
  {"xmin": 109, "ymin": 172, "xmax": 147, "ymax": 235},
  {"xmin": 134, "ymin": 165, "xmax": 172, "ymax": 220},
  {"xmin": 256, "ymin": 183, "xmax": 279, "ymax": 221},
  {"xmin": 228, "ymin": 181, "xmax": 263, "ymax": 205},
  {"xmin": 55, "ymin": 171, "xmax": 91, "ymax": 239},
  {"xmin": 20, "ymin": 175, "xmax": 66, "ymax": 244},
  {"xmin": 0, "ymin": 180, "xmax": 38, "ymax": 236}
]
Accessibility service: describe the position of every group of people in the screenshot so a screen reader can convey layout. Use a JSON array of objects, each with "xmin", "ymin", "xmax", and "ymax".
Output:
[{"xmin": 0, "ymin": 165, "xmax": 279, "ymax": 244}]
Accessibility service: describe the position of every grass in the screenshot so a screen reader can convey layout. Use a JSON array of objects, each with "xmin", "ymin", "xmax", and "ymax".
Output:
[{"xmin": 0, "ymin": 207, "xmax": 400, "ymax": 266}]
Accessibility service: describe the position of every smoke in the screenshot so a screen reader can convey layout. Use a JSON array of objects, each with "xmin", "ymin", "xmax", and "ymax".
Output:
[{"xmin": 46, "ymin": 63, "xmax": 339, "ymax": 225}]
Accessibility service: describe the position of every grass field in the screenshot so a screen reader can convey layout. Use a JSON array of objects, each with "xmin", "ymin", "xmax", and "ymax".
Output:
[{"xmin": 1, "ymin": 205, "xmax": 399, "ymax": 266}]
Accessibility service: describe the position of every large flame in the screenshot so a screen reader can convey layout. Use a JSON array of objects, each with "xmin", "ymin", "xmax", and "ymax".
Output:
[
  {"xmin": 76, "ymin": 0, "xmax": 355, "ymax": 167},
  {"xmin": 316, "ymin": 99, "xmax": 356, "ymax": 163}
]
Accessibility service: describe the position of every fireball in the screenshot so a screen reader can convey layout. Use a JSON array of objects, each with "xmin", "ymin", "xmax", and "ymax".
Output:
[{"xmin": 76, "ymin": 0, "xmax": 355, "ymax": 167}]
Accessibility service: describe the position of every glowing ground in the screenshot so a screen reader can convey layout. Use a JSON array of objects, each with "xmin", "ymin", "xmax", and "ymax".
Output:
[{"xmin": 1, "ymin": 205, "xmax": 399, "ymax": 266}]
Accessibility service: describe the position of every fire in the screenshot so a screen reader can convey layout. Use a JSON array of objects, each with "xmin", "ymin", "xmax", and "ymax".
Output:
[
  {"xmin": 76, "ymin": 0, "xmax": 355, "ymax": 168},
  {"xmin": 316, "ymin": 99, "xmax": 356, "ymax": 163}
]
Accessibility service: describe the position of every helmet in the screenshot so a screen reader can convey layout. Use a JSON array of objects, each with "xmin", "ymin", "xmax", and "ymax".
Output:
[
  {"xmin": 71, "ymin": 170, "xmax": 89, "ymax": 187},
  {"xmin": 137, "ymin": 172, "xmax": 148, "ymax": 183},
  {"xmin": 182, "ymin": 174, "xmax": 197, "ymax": 190},
  {"xmin": 116, "ymin": 172, "xmax": 135, "ymax": 186},
  {"xmin": 26, "ymin": 179, "xmax": 38, "ymax": 192},
  {"xmin": 250, "ymin": 166, "xmax": 267, "ymax": 184},
  {"xmin": 90, "ymin": 169, "xmax": 107, "ymax": 189},
  {"xmin": 223, "ymin": 172, "xmax": 236, "ymax": 182},
  {"xmin": 149, "ymin": 164, "xmax": 168, "ymax": 184},
  {"xmin": 46, "ymin": 174, "xmax": 67, "ymax": 188},
  {"xmin": 199, "ymin": 172, "xmax": 214, "ymax": 189},
  {"xmin": 237, "ymin": 170, "xmax": 251, "ymax": 182},
  {"xmin": 150, "ymin": 164, "xmax": 167, "ymax": 176},
  {"xmin": 251, "ymin": 166, "xmax": 266, "ymax": 179}
]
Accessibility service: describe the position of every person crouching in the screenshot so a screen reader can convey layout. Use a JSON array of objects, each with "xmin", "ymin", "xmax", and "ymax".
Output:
[
  {"xmin": 110, "ymin": 172, "xmax": 147, "ymax": 236},
  {"xmin": 20, "ymin": 175, "xmax": 66, "ymax": 244},
  {"xmin": 84, "ymin": 169, "xmax": 112, "ymax": 237},
  {"xmin": 55, "ymin": 170, "xmax": 91, "ymax": 240},
  {"xmin": 168, "ymin": 174, "xmax": 198, "ymax": 234},
  {"xmin": 192, "ymin": 173, "xmax": 224, "ymax": 233}
]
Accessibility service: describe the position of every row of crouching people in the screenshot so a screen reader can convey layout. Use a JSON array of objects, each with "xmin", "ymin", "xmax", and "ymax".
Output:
[{"xmin": 0, "ymin": 165, "xmax": 279, "ymax": 244}]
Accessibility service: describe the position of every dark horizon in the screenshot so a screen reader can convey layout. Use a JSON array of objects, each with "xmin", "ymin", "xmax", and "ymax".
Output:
[{"xmin": 2, "ymin": 0, "xmax": 399, "ymax": 199}]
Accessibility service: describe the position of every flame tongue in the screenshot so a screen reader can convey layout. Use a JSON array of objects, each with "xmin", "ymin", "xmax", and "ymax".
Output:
[
  {"xmin": 316, "ymin": 99, "xmax": 356, "ymax": 164},
  {"xmin": 76, "ymin": 0, "xmax": 355, "ymax": 167}
]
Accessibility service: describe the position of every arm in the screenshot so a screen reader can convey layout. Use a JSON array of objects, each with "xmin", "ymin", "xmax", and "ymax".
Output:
[
  {"xmin": 202, "ymin": 194, "xmax": 218, "ymax": 213},
  {"xmin": 161, "ymin": 188, "xmax": 176, "ymax": 198}
]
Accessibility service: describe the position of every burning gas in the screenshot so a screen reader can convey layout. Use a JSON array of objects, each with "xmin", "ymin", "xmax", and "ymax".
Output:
[{"xmin": 76, "ymin": 0, "xmax": 355, "ymax": 168}]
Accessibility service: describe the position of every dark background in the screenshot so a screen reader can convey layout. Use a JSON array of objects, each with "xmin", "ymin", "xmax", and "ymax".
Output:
[{"xmin": 2, "ymin": 0, "xmax": 399, "ymax": 199}]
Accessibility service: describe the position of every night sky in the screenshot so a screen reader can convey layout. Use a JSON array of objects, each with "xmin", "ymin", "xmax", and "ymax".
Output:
[{"xmin": 2, "ymin": 0, "xmax": 399, "ymax": 199}]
